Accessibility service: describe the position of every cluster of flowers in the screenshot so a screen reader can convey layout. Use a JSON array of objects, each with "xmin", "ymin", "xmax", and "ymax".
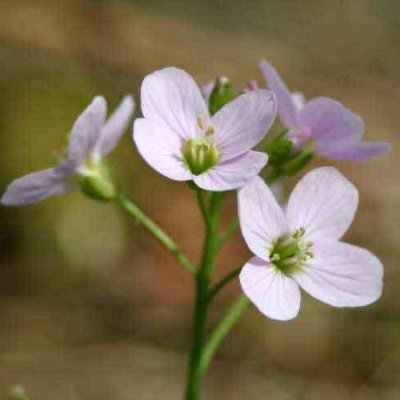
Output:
[{"xmin": 2, "ymin": 61, "xmax": 389, "ymax": 321}]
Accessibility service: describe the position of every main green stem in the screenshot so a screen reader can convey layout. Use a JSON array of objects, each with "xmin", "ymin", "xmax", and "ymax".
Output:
[{"xmin": 185, "ymin": 191, "xmax": 222, "ymax": 400}]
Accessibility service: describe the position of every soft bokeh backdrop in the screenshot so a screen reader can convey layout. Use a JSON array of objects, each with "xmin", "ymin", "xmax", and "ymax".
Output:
[{"xmin": 0, "ymin": 0, "xmax": 399, "ymax": 398}]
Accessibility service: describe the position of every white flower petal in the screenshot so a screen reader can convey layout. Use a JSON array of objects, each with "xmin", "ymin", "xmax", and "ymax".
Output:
[
  {"xmin": 294, "ymin": 240, "xmax": 383, "ymax": 307},
  {"xmin": 95, "ymin": 95, "xmax": 135, "ymax": 157},
  {"xmin": 291, "ymin": 92, "xmax": 306, "ymax": 113},
  {"xmin": 201, "ymin": 81, "xmax": 215, "ymax": 102},
  {"xmin": 68, "ymin": 96, "xmax": 107, "ymax": 165},
  {"xmin": 260, "ymin": 60, "xmax": 298, "ymax": 127},
  {"xmin": 240, "ymin": 256, "xmax": 301, "ymax": 321},
  {"xmin": 211, "ymin": 89, "xmax": 276, "ymax": 159},
  {"xmin": 192, "ymin": 151, "xmax": 267, "ymax": 192},
  {"xmin": 297, "ymin": 97, "xmax": 364, "ymax": 143},
  {"xmin": 1, "ymin": 165, "xmax": 72, "ymax": 206},
  {"xmin": 133, "ymin": 118, "xmax": 191, "ymax": 181},
  {"xmin": 141, "ymin": 67, "xmax": 209, "ymax": 140},
  {"xmin": 238, "ymin": 176, "xmax": 288, "ymax": 260},
  {"xmin": 286, "ymin": 167, "xmax": 358, "ymax": 242}
]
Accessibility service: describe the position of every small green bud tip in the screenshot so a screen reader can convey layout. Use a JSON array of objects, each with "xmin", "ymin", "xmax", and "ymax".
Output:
[
  {"xmin": 183, "ymin": 138, "xmax": 220, "ymax": 175},
  {"xmin": 77, "ymin": 158, "xmax": 117, "ymax": 202},
  {"xmin": 265, "ymin": 136, "xmax": 293, "ymax": 167},
  {"xmin": 269, "ymin": 228, "xmax": 313, "ymax": 274},
  {"xmin": 10, "ymin": 385, "xmax": 28, "ymax": 400},
  {"xmin": 209, "ymin": 76, "xmax": 234, "ymax": 115}
]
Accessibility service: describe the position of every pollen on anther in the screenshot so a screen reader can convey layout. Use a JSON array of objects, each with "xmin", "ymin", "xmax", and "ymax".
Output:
[
  {"xmin": 205, "ymin": 123, "xmax": 216, "ymax": 136},
  {"xmin": 197, "ymin": 115, "xmax": 206, "ymax": 130}
]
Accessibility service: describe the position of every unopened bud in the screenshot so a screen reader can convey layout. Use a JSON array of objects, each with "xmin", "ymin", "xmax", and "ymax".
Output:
[
  {"xmin": 208, "ymin": 77, "xmax": 234, "ymax": 115},
  {"xmin": 265, "ymin": 130, "xmax": 293, "ymax": 167},
  {"xmin": 246, "ymin": 80, "xmax": 259, "ymax": 91}
]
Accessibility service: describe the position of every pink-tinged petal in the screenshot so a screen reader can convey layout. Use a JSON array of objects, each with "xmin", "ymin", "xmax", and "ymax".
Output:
[
  {"xmin": 298, "ymin": 97, "xmax": 364, "ymax": 143},
  {"xmin": 260, "ymin": 60, "xmax": 298, "ymax": 127},
  {"xmin": 291, "ymin": 92, "xmax": 306, "ymax": 113},
  {"xmin": 211, "ymin": 89, "xmax": 276, "ymax": 159},
  {"xmin": 141, "ymin": 67, "xmax": 209, "ymax": 140},
  {"xmin": 193, "ymin": 151, "xmax": 267, "ymax": 192},
  {"xmin": 317, "ymin": 140, "xmax": 391, "ymax": 162},
  {"xmin": 201, "ymin": 81, "xmax": 215, "ymax": 101},
  {"xmin": 1, "ymin": 165, "xmax": 72, "ymax": 206},
  {"xmin": 240, "ymin": 256, "xmax": 301, "ymax": 321},
  {"xmin": 246, "ymin": 80, "xmax": 259, "ymax": 91},
  {"xmin": 133, "ymin": 118, "xmax": 191, "ymax": 181},
  {"xmin": 95, "ymin": 95, "xmax": 135, "ymax": 158},
  {"xmin": 68, "ymin": 96, "xmax": 107, "ymax": 165},
  {"xmin": 238, "ymin": 176, "xmax": 288, "ymax": 260},
  {"xmin": 286, "ymin": 167, "xmax": 358, "ymax": 241},
  {"xmin": 294, "ymin": 240, "xmax": 383, "ymax": 307}
]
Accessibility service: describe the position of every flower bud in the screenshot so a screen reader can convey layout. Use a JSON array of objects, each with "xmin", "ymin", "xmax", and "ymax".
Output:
[
  {"xmin": 265, "ymin": 133, "xmax": 293, "ymax": 167},
  {"xmin": 208, "ymin": 77, "xmax": 234, "ymax": 115},
  {"xmin": 282, "ymin": 146, "xmax": 314, "ymax": 176}
]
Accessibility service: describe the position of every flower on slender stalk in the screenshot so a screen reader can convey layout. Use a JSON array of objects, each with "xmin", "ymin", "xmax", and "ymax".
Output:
[
  {"xmin": 260, "ymin": 60, "xmax": 390, "ymax": 161},
  {"xmin": 1, "ymin": 95, "xmax": 134, "ymax": 206},
  {"xmin": 133, "ymin": 67, "xmax": 277, "ymax": 191},
  {"xmin": 238, "ymin": 167, "xmax": 383, "ymax": 321}
]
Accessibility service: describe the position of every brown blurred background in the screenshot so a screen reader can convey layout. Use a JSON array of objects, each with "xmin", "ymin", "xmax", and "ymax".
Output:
[{"xmin": 0, "ymin": 0, "xmax": 399, "ymax": 398}]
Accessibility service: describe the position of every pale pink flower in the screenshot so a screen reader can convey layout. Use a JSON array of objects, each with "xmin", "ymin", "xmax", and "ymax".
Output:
[
  {"xmin": 238, "ymin": 167, "xmax": 383, "ymax": 320},
  {"xmin": 260, "ymin": 60, "xmax": 390, "ymax": 161},
  {"xmin": 133, "ymin": 67, "xmax": 277, "ymax": 191},
  {"xmin": 1, "ymin": 96, "xmax": 134, "ymax": 206}
]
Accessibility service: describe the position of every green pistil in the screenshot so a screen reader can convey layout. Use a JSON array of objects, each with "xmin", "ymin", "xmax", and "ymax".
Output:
[
  {"xmin": 269, "ymin": 228, "xmax": 313, "ymax": 275},
  {"xmin": 183, "ymin": 138, "xmax": 220, "ymax": 175}
]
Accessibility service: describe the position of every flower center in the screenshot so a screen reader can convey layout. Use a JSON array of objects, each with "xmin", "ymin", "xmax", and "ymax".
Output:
[
  {"xmin": 183, "ymin": 138, "xmax": 220, "ymax": 175},
  {"xmin": 269, "ymin": 228, "xmax": 313, "ymax": 274},
  {"xmin": 182, "ymin": 116, "xmax": 220, "ymax": 175}
]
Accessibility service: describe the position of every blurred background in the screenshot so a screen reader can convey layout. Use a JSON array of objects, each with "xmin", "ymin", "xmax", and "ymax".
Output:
[{"xmin": 0, "ymin": 0, "xmax": 399, "ymax": 398}]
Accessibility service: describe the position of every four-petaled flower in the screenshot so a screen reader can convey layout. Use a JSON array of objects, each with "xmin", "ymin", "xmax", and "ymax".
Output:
[
  {"xmin": 133, "ymin": 67, "xmax": 277, "ymax": 191},
  {"xmin": 1, "ymin": 95, "xmax": 134, "ymax": 206},
  {"xmin": 260, "ymin": 60, "xmax": 390, "ymax": 161},
  {"xmin": 238, "ymin": 167, "xmax": 383, "ymax": 320}
]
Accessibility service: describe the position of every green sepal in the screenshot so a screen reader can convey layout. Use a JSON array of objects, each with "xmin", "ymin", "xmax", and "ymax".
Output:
[
  {"xmin": 282, "ymin": 147, "xmax": 314, "ymax": 176},
  {"xmin": 186, "ymin": 181, "xmax": 197, "ymax": 190},
  {"xmin": 78, "ymin": 160, "xmax": 117, "ymax": 202},
  {"xmin": 264, "ymin": 129, "xmax": 293, "ymax": 167},
  {"xmin": 208, "ymin": 77, "xmax": 234, "ymax": 115},
  {"xmin": 265, "ymin": 137, "xmax": 293, "ymax": 167}
]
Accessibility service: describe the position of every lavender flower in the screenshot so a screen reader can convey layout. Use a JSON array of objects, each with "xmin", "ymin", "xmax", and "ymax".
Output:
[
  {"xmin": 134, "ymin": 67, "xmax": 277, "ymax": 191},
  {"xmin": 1, "ymin": 95, "xmax": 134, "ymax": 206},
  {"xmin": 238, "ymin": 168, "xmax": 383, "ymax": 320},
  {"xmin": 260, "ymin": 60, "xmax": 390, "ymax": 161}
]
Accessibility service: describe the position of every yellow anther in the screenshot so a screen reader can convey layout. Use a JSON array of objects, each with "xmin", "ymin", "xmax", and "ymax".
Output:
[
  {"xmin": 197, "ymin": 115, "xmax": 206, "ymax": 130},
  {"xmin": 270, "ymin": 253, "xmax": 281, "ymax": 262},
  {"xmin": 205, "ymin": 123, "xmax": 216, "ymax": 136},
  {"xmin": 292, "ymin": 227, "xmax": 305, "ymax": 239}
]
